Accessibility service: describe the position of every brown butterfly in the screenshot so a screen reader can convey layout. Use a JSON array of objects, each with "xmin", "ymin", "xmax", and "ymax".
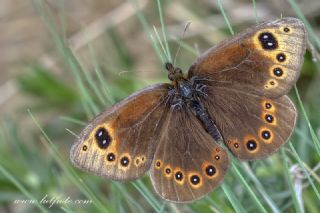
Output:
[{"xmin": 70, "ymin": 17, "xmax": 306, "ymax": 202}]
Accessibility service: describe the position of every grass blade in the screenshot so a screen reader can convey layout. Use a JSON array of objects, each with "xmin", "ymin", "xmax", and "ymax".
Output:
[
  {"xmin": 132, "ymin": 179, "xmax": 161, "ymax": 212},
  {"xmin": 28, "ymin": 110, "xmax": 110, "ymax": 212},
  {"xmin": 221, "ymin": 183, "xmax": 246, "ymax": 213},
  {"xmin": 217, "ymin": 0, "xmax": 234, "ymax": 35},
  {"xmin": 289, "ymin": 143, "xmax": 320, "ymax": 201},
  {"xmin": 131, "ymin": 0, "xmax": 166, "ymax": 64},
  {"xmin": 232, "ymin": 162, "xmax": 268, "ymax": 213},
  {"xmin": 0, "ymin": 165, "xmax": 49, "ymax": 213},
  {"xmin": 156, "ymin": 0, "xmax": 172, "ymax": 62},
  {"xmin": 288, "ymin": 0, "xmax": 320, "ymax": 49},
  {"xmin": 294, "ymin": 86, "xmax": 320, "ymax": 156},
  {"xmin": 242, "ymin": 163, "xmax": 280, "ymax": 213},
  {"xmin": 252, "ymin": 0, "xmax": 259, "ymax": 23},
  {"xmin": 281, "ymin": 148, "xmax": 304, "ymax": 213}
]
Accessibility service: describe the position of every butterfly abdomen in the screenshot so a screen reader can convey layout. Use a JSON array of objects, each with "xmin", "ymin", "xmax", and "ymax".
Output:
[{"xmin": 189, "ymin": 100, "xmax": 222, "ymax": 142}]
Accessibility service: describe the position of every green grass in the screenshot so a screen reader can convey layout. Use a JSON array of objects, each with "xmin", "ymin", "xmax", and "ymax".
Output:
[{"xmin": 1, "ymin": 0, "xmax": 320, "ymax": 212}]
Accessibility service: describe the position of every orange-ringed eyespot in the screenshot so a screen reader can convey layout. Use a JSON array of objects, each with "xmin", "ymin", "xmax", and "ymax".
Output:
[
  {"xmin": 246, "ymin": 140, "xmax": 257, "ymax": 151},
  {"xmin": 107, "ymin": 153, "xmax": 115, "ymax": 162},
  {"xmin": 205, "ymin": 165, "xmax": 216, "ymax": 176},
  {"xmin": 175, "ymin": 171, "xmax": 183, "ymax": 181},
  {"xmin": 120, "ymin": 156, "xmax": 129, "ymax": 167},
  {"xmin": 190, "ymin": 175, "xmax": 200, "ymax": 185},
  {"xmin": 262, "ymin": 130, "xmax": 271, "ymax": 140}
]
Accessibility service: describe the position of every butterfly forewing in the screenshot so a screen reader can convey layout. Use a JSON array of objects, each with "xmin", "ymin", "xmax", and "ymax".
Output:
[
  {"xmin": 188, "ymin": 17, "xmax": 306, "ymax": 98},
  {"xmin": 186, "ymin": 17, "xmax": 305, "ymax": 160},
  {"xmin": 150, "ymin": 107, "xmax": 230, "ymax": 202},
  {"xmin": 70, "ymin": 83, "xmax": 171, "ymax": 180}
]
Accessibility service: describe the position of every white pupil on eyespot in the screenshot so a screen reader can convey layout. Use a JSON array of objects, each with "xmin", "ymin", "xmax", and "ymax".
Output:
[
  {"xmin": 263, "ymin": 35, "xmax": 268, "ymax": 39},
  {"xmin": 98, "ymin": 131, "xmax": 103, "ymax": 137},
  {"xmin": 102, "ymin": 140, "xmax": 107, "ymax": 144},
  {"xmin": 267, "ymin": 42, "xmax": 273, "ymax": 46}
]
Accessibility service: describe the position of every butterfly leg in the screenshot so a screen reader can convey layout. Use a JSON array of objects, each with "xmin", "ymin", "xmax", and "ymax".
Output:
[
  {"xmin": 190, "ymin": 76, "xmax": 208, "ymax": 97},
  {"xmin": 170, "ymin": 96, "xmax": 184, "ymax": 109},
  {"xmin": 195, "ymin": 84, "xmax": 208, "ymax": 97}
]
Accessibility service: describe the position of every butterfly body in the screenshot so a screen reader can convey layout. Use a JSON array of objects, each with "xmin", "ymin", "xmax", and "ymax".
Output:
[
  {"xmin": 70, "ymin": 17, "xmax": 306, "ymax": 202},
  {"xmin": 166, "ymin": 63, "xmax": 223, "ymax": 142}
]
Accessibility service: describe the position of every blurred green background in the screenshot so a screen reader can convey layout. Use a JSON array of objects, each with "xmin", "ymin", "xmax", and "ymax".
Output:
[{"xmin": 0, "ymin": 0, "xmax": 319, "ymax": 212}]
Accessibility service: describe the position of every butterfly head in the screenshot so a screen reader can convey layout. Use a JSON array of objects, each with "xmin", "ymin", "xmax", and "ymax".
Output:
[{"xmin": 165, "ymin": 62, "xmax": 184, "ymax": 82}]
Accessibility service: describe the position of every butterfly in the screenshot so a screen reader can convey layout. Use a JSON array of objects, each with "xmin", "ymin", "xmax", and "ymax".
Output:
[{"xmin": 70, "ymin": 17, "xmax": 306, "ymax": 202}]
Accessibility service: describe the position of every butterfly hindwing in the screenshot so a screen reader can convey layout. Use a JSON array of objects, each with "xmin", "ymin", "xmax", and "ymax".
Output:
[
  {"xmin": 188, "ymin": 17, "xmax": 306, "ymax": 98},
  {"xmin": 70, "ymin": 84, "xmax": 171, "ymax": 180},
  {"xmin": 201, "ymin": 87, "xmax": 296, "ymax": 160},
  {"xmin": 150, "ymin": 107, "xmax": 230, "ymax": 202}
]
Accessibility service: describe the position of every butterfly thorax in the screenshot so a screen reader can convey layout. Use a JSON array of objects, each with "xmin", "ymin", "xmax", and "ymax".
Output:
[{"xmin": 174, "ymin": 78, "xmax": 192, "ymax": 99}]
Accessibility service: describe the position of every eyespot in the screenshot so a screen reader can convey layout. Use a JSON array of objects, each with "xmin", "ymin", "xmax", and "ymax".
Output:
[
  {"xmin": 243, "ymin": 135, "xmax": 259, "ymax": 152},
  {"xmin": 258, "ymin": 32, "xmax": 278, "ymax": 50},
  {"xmin": 261, "ymin": 130, "xmax": 271, "ymax": 140},
  {"xmin": 265, "ymin": 103, "xmax": 272, "ymax": 109},
  {"xmin": 265, "ymin": 114, "xmax": 274, "ymax": 123},
  {"xmin": 227, "ymin": 138, "xmax": 240, "ymax": 150},
  {"xmin": 205, "ymin": 165, "xmax": 216, "ymax": 177},
  {"xmin": 273, "ymin": 67, "xmax": 283, "ymax": 77},
  {"xmin": 284, "ymin": 27, "xmax": 290, "ymax": 33},
  {"xmin": 95, "ymin": 127, "xmax": 112, "ymax": 149},
  {"xmin": 165, "ymin": 168, "xmax": 171, "ymax": 174},
  {"xmin": 120, "ymin": 156, "xmax": 130, "ymax": 167},
  {"xmin": 106, "ymin": 153, "xmax": 116, "ymax": 162},
  {"xmin": 134, "ymin": 155, "xmax": 146, "ymax": 166},
  {"xmin": 215, "ymin": 155, "xmax": 220, "ymax": 160},
  {"xmin": 246, "ymin": 140, "xmax": 257, "ymax": 151},
  {"xmin": 135, "ymin": 158, "xmax": 140, "ymax": 165},
  {"xmin": 82, "ymin": 145, "xmax": 87, "ymax": 151},
  {"xmin": 190, "ymin": 175, "xmax": 201, "ymax": 186},
  {"xmin": 259, "ymin": 128, "xmax": 274, "ymax": 143},
  {"xmin": 175, "ymin": 171, "xmax": 183, "ymax": 181},
  {"xmin": 265, "ymin": 80, "xmax": 278, "ymax": 89},
  {"xmin": 155, "ymin": 160, "xmax": 161, "ymax": 169},
  {"xmin": 276, "ymin": 53, "xmax": 286, "ymax": 62},
  {"xmin": 164, "ymin": 166, "xmax": 172, "ymax": 178},
  {"xmin": 263, "ymin": 100, "xmax": 275, "ymax": 112}
]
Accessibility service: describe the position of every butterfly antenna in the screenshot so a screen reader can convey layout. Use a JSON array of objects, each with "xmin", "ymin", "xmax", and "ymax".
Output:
[
  {"xmin": 66, "ymin": 128, "xmax": 80, "ymax": 139},
  {"xmin": 173, "ymin": 21, "xmax": 191, "ymax": 67}
]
